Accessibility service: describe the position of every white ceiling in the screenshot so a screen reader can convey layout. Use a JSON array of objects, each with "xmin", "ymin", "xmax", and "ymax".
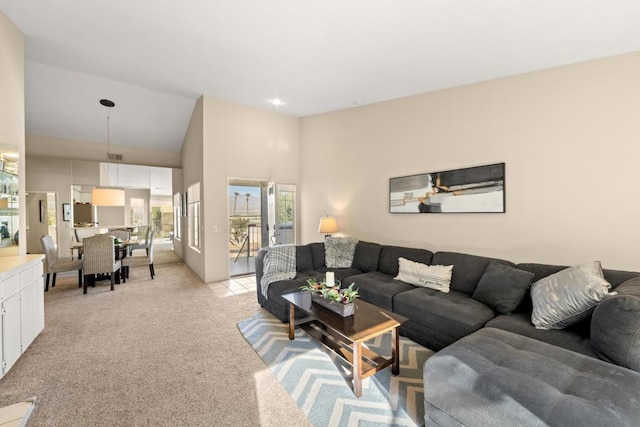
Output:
[{"xmin": 2, "ymin": 0, "xmax": 640, "ymax": 153}]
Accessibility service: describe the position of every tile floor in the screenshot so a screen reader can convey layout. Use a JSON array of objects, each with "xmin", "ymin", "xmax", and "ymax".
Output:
[{"xmin": 208, "ymin": 274, "xmax": 257, "ymax": 298}]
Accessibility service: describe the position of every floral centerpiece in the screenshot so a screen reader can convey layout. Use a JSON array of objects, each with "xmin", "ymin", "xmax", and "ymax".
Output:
[{"xmin": 300, "ymin": 277, "xmax": 360, "ymax": 316}]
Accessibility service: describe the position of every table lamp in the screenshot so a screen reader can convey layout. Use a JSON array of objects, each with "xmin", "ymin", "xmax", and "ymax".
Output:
[{"xmin": 318, "ymin": 216, "xmax": 338, "ymax": 238}]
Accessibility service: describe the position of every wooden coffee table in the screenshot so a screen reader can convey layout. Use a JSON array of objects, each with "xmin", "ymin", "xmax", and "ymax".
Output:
[{"xmin": 282, "ymin": 291, "xmax": 408, "ymax": 397}]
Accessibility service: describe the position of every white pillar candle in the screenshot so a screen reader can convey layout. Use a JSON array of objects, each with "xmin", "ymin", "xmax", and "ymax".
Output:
[{"xmin": 326, "ymin": 271, "xmax": 335, "ymax": 287}]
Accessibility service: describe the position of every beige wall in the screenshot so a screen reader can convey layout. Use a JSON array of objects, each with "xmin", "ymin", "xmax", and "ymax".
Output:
[
  {"xmin": 0, "ymin": 12, "xmax": 26, "ymax": 256},
  {"xmin": 300, "ymin": 51, "xmax": 640, "ymax": 271},
  {"xmin": 27, "ymin": 135, "xmax": 181, "ymax": 168},
  {"xmin": 180, "ymin": 96, "xmax": 300, "ymax": 282}
]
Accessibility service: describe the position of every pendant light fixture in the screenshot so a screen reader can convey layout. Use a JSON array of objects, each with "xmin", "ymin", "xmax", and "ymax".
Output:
[{"xmin": 92, "ymin": 99, "xmax": 125, "ymax": 206}]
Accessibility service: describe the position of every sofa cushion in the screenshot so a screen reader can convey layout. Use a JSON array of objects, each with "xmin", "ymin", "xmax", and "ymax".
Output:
[
  {"xmin": 377, "ymin": 246, "xmax": 433, "ymax": 276},
  {"xmin": 308, "ymin": 242, "xmax": 325, "ymax": 269},
  {"xmin": 344, "ymin": 271, "xmax": 415, "ymax": 311},
  {"xmin": 395, "ymin": 258, "xmax": 452, "ymax": 292},
  {"xmin": 352, "ymin": 241, "xmax": 382, "ymax": 273},
  {"xmin": 313, "ymin": 266, "xmax": 364, "ymax": 284},
  {"xmin": 486, "ymin": 312, "xmax": 595, "ymax": 357},
  {"xmin": 423, "ymin": 327, "xmax": 640, "ymax": 427},
  {"xmin": 325, "ymin": 236, "xmax": 359, "ymax": 268},
  {"xmin": 591, "ymin": 277, "xmax": 640, "ymax": 372},
  {"xmin": 295, "ymin": 245, "xmax": 314, "ymax": 272},
  {"xmin": 431, "ymin": 251, "xmax": 513, "ymax": 295},
  {"xmin": 472, "ymin": 262, "xmax": 534, "ymax": 314},
  {"xmin": 394, "ymin": 287, "xmax": 496, "ymax": 341},
  {"xmin": 530, "ymin": 261, "xmax": 615, "ymax": 330}
]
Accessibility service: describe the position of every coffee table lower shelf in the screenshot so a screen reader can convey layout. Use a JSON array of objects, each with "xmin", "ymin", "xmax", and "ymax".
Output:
[
  {"xmin": 284, "ymin": 293, "xmax": 406, "ymax": 398},
  {"xmin": 299, "ymin": 321, "xmax": 398, "ymax": 392}
]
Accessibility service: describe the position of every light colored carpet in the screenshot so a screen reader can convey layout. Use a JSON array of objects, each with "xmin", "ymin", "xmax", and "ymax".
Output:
[
  {"xmin": 0, "ymin": 259, "xmax": 310, "ymax": 426},
  {"xmin": 238, "ymin": 312, "xmax": 434, "ymax": 427}
]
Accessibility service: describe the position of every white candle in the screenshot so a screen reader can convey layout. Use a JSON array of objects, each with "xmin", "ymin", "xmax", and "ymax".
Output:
[{"xmin": 326, "ymin": 271, "xmax": 335, "ymax": 287}]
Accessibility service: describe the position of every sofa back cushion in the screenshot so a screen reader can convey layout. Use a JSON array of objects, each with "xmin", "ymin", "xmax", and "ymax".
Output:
[
  {"xmin": 432, "ymin": 252, "xmax": 514, "ymax": 295},
  {"xmin": 591, "ymin": 276, "xmax": 640, "ymax": 372},
  {"xmin": 352, "ymin": 241, "xmax": 382, "ymax": 273},
  {"xmin": 296, "ymin": 245, "xmax": 314, "ymax": 272},
  {"xmin": 309, "ymin": 242, "xmax": 325, "ymax": 269},
  {"xmin": 378, "ymin": 245, "xmax": 433, "ymax": 276}
]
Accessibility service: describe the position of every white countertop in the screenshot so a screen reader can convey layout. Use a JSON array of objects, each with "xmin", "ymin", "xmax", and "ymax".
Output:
[{"xmin": 0, "ymin": 255, "xmax": 45, "ymax": 275}]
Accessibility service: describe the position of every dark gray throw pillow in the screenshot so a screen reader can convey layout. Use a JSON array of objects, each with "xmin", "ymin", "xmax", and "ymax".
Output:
[
  {"xmin": 591, "ymin": 285, "xmax": 640, "ymax": 373},
  {"xmin": 472, "ymin": 262, "xmax": 535, "ymax": 315}
]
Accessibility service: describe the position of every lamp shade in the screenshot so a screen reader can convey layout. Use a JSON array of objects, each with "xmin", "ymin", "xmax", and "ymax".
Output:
[
  {"xmin": 92, "ymin": 188, "xmax": 125, "ymax": 206},
  {"xmin": 318, "ymin": 216, "xmax": 338, "ymax": 234}
]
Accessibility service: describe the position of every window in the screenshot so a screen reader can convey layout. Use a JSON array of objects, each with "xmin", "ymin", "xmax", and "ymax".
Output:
[
  {"xmin": 187, "ymin": 182, "xmax": 200, "ymax": 250},
  {"xmin": 173, "ymin": 193, "xmax": 181, "ymax": 240},
  {"xmin": 130, "ymin": 198, "xmax": 145, "ymax": 226}
]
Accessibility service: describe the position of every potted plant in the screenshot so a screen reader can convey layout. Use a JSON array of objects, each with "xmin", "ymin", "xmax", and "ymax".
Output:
[{"xmin": 300, "ymin": 278, "xmax": 360, "ymax": 316}]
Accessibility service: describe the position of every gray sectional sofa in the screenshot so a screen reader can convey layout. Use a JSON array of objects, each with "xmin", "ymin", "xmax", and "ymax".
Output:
[{"xmin": 255, "ymin": 241, "xmax": 640, "ymax": 426}]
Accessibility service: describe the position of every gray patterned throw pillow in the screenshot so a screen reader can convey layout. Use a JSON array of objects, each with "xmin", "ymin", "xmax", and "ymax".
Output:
[
  {"xmin": 530, "ymin": 260, "xmax": 616, "ymax": 330},
  {"xmin": 325, "ymin": 237, "xmax": 359, "ymax": 268}
]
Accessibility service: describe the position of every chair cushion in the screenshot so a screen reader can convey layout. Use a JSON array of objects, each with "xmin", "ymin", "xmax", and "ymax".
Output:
[{"xmin": 49, "ymin": 258, "xmax": 83, "ymax": 273}]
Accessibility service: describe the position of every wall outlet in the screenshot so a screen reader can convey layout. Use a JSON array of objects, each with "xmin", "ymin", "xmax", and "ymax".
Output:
[{"xmin": 211, "ymin": 225, "xmax": 221, "ymax": 233}]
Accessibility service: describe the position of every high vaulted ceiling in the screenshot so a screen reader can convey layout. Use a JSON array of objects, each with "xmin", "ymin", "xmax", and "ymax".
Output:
[{"xmin": 2, "ymin": 1, "xmax": 640, "ymax": 153}]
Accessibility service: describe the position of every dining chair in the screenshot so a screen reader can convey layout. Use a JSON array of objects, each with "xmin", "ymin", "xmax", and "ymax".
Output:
[
  {"xmin": 82, "ymin": 235, "xmax": 121, "ymax": 294},
  {"xmin": 121, "ymin": 231, "xmax": 155, "ymax": 282},
  {"xmin": 40, "ymin": 235, "xmax": 83, "ymax": 291},
  {"xmin": 127, "ymin": 225, "xmax": 150, "ymax": 256},
  {"xmin": 106, "ymin": 228, "xmax": 131, "ymax": 241}
]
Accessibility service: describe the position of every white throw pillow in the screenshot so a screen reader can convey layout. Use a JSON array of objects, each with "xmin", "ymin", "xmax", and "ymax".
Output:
[
  {"xmin": 395, "ymin": 257, "xmax": 452, "ymax": 293},
  {"xmin": 530, "ymin": 260, "xmax": 616, "ymax": 330}
]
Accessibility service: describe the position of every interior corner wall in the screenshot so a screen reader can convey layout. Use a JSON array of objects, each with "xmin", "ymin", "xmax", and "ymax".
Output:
[
  {"xmin": 180, "ymin": 97, "xmax": 205, "ymax": 280},
  {"xmin": 200, "ymin": 96, "xmax": 300, "ymax": 283},
  {"xmin": 300, "ymin": 51, "xmax": 640, "ymax": 271}
]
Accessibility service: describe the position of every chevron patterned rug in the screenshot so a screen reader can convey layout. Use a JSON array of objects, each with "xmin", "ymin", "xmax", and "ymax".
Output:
[{"xmin": 238, "ymin": 311, "xmax": 434, "ymax": 427}]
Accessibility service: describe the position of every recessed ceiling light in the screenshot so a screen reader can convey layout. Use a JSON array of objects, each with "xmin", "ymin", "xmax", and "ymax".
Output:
[{"xmin": 268, "ymin": 98, "xmax": 285, "ymax": 107}]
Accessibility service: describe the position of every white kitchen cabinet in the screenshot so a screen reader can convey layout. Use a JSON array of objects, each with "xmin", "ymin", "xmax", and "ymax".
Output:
[{"xmin": 0, "ymin": 255, "xmax": 45, "ymax": 378}]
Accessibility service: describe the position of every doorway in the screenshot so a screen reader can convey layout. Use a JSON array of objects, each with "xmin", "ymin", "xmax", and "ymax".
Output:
[
  {"xmin": 227, "ymin": 180, "xmax": 297, "ymax": 277},
  {"xmin": 25, "ymin": 192, "xmax": 57, "ymax": 254},
  {"xmin": 228, "ymin": 180, "xmax": 264, "ymax": 277}
]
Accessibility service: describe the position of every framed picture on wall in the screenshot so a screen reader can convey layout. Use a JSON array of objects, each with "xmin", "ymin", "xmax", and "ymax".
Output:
[
  {"xmin": 39, "ymin": 200, "xmax": 47, "ymax": 222},
  {"xmin": 389, "ymin": 162, "xmax": 505, "ymax": 213},
  {"xmin": 62, "ymin": 203, "xmax": 71, "ymax": 221}
]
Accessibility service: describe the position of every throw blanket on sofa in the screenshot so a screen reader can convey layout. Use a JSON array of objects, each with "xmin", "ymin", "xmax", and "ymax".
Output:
[{"xmin": 260, "ymin": 245, "xmax": 296, "ymax": 298}]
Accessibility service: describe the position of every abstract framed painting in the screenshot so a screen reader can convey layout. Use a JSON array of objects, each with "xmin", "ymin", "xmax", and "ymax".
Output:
[{"xmin": 389, "ymin": 163, "xmax": 505, "ymax": 213}]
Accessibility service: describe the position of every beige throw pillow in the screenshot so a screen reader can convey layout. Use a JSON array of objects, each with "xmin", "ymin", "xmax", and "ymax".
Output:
[{"xmin": 395, "ymin": 257, "xmax": 452, "ymax": 293}]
